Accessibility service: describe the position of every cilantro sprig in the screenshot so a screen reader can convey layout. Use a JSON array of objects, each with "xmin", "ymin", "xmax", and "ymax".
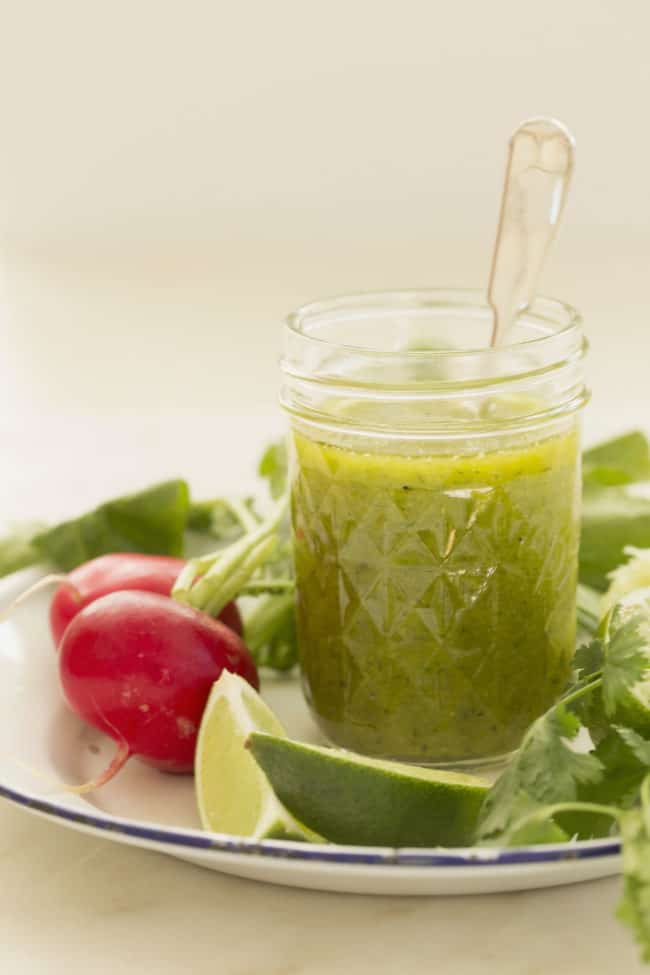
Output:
[
  {"xmin": 479, "ymin": 590, "xmax": 650, "ymax": 837},
  {"xmin": 477, "ymin": 584, "xmax": 650, "ymax": 963},
  {"xmin": 477, "ymin": 698, "xmax": 605, "ymax": 842},
  {"xmin": 618, "ymin": 775, "xmax": 650, "ymax": 962}
]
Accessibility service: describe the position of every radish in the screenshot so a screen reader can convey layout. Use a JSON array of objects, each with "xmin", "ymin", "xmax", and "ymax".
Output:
[
  {"xmin": 58, "ymin": 590, "xmax": 259, "ymax": 790},
  {"xmin": 0, "ymin": 493, "xmax": 290, "ymax": 793},
  {"xmin": 47, "ymin": 553, "xmax": 243, "ymax": 646}
]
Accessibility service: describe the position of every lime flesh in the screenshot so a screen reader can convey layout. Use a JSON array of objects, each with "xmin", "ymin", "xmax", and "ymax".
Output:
[{"xmin": 195, "ymin": 672, "xmax": 317, "ymax": 842}]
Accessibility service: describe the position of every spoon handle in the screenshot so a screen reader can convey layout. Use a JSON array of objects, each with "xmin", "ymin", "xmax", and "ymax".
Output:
[{"xmin": 487, "ymin": 118, "xmax": 575, "ymax": 347}]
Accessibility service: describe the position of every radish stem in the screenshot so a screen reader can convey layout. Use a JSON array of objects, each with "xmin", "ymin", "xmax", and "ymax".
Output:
[
  {"xmin": 0, "ymin": 574, "xmax": 78, "ymax": 623},
  {"xmin": 173, "ymin": 496, "xmax": 289, "ymax": 617}
]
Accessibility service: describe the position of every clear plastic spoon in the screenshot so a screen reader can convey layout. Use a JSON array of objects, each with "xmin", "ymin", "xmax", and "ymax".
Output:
[{"xmin": 487, "ymin": 117, "xmax": 575, "ymax": 347}]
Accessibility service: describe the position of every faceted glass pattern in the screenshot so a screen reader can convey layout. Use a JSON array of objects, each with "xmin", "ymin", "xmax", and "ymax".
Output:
[{"xmin": 291, "ymin": 429, "xmax": 581, "ymax": 765}]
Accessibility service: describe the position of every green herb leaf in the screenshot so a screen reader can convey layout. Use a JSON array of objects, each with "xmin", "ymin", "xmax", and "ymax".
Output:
[
  {"xmin": 579, "ymin": 432, "xmax": 650, "ymax": 591},
  {"xmin": 572, "ymin": 639, "xmax": 604, "ymax": 683},
  {"xmin": 600, "ymin": 599, "xmax": 650, "ymax": 717},
  {"xmin": 575, "ymin": 727, "xmax": 650, "ymax": 819},
  {"xmin": 487, "ymin": 793, "xmax": 571, "ymax": 846},
  {"xmin": 580, "ymin": 486, "xmax": 650, "ymax": 592},
  {"xmin": 477, "ymin": 703, "xmax": 604, "ymax": 841},
  {"xmin": 505, "ymin": 815, "xmax": 571, "ymax": 846},
  {"xmin": 567, "ymin": 637, "xmax": 608, "ymax": 748},
  {"xmin": 33, "ymin": 480, "xmax": 190, "ymax": 571},
  {"xmin": 258, "ymin": 441, "xmax": 288, "ymax": 500},
  {"xmin": 583, "ymin": 431, "xmax": 650, "ymax": 488},
  {"xmin": 572, "ymin": 593, "xmax": 650, "ymax": 747},
  {"xmin": 617, "ymin": 775, "xmax": 650, "ymax": 963},
  {"xmin": 0, "ymin": 522, "xmax": 46, "ymax": 578},
  {"xmin": 485, "ymin": 793, "xmax": 621, "ymax": 848},
  {"xmin": 569, "ymin": 687, "xmax": 610, "ymax": 748},
  {"xmin": 618, "ymin": 726, "xmax": 650, "ymax": 766},
  {"xmin": 563, "ymin": 724, "xmax": 650, "ymax": 841}
]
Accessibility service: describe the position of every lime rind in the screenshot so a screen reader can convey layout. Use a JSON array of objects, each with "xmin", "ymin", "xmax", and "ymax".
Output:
[{"xmin": 248, "ymin": 732, "xmax": 489, "ymax": 848}]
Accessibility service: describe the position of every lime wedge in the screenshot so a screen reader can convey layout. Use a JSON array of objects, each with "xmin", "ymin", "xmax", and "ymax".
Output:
[
  {"xmin": 195, "ymin": 672, "xmax": 318, "ymax": 842},
  {"xmin": 248, "ymin": 734, "xmax": 490, "ymax": 847}
]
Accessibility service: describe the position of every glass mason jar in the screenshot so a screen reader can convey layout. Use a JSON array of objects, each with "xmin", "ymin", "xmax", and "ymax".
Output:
[{"xmin": 280, "ymin": 289, "xmax": 588, "ymax": 767}]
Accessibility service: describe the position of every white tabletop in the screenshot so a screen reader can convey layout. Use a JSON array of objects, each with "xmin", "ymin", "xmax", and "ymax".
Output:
[{"xmin": 0, "ymin": 247, "xmax": 647, "ymax": 974}]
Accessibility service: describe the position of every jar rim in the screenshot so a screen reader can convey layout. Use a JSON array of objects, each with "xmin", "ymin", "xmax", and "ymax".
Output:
[{"xmin": 285, "ymin": 287, "xmax": 582, "ymax": 360}]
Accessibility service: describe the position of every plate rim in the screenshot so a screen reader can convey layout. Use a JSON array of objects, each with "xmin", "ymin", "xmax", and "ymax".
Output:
[
  {"xmin": 0, "ymin": 571, "xmax": 622, "ymax": 874},
  {"xmin": 0, "ymin": 780, "xmax": 622, "ymax": 868}
]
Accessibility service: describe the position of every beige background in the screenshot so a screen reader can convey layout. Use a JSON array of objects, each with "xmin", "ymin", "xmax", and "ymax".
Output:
[
  {"xmin": 1, "ymin": 0, "xmax": 649, "ymax": 435},
  {"xmin": 1, "ymin": 3, "xmax": 649, "ymax": 973},
  {"xmin": 2, "ymin": 0, "xmax": 649, "ymax": 247}
]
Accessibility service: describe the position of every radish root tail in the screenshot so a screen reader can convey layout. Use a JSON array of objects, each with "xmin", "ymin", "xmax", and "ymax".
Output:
[
  {"xmin": 63, "ymin": 739, "xmax": 132, "ymax": 795},
  {"xmin": 0, "ymin": 574, "xmax": 79, "ymax": 623}
]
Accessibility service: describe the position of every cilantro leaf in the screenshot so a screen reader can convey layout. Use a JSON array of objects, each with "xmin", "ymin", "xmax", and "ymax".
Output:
[
  {"xmin": 477, "ymin": 704, "xmax": 604, "ymax": 841},
  {"xmin": 505, "ymin": 814, "xmax": 571, "ymax": 846},
  {"xmin": 570, "ymin": 687, "xmax": 610, "ymax": 748},
  {"xmin": 567, "ymin": 639, "xmax": 607, "ymax": 743},
  {"xmin": 618, "ymin": 726, "xmax": 650, "ymax": 767},
  {"xmin": 573, "ymin": 728, "xmax": 650, "ymax": 827},
  {"xmin": 572, "ymin": 638, "xmax": 604, "ymax": 683},
  {"xmin": 570, "ymin": 593, "xmax": 650, "ymax": 749},
  {"xmin": 617, "ymin": 775, "xmax": 650, "ymax": 963},
  {"xmin": 488, "ymin": 793, "xmax": 571, "ymax": 846},
  {"xmin": 600, "ymin": 595, "xmax": 650, "ymax": 717}
]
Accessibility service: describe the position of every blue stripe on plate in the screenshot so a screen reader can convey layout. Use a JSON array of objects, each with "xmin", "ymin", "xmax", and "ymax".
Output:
[{"xmin": 0, "ymin": 782, "xmax": 622, "ymax": 867}]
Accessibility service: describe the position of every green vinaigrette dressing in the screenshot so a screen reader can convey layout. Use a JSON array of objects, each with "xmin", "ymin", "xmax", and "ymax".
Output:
[{"xmin": 291, "ymin": 426, "xmax": 580, "ymax": 765}]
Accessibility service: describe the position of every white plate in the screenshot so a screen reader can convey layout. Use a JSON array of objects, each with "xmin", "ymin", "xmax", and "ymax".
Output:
[{"xmin": 0, "ymin": 572, "xmax": 621, "ymax": 896}]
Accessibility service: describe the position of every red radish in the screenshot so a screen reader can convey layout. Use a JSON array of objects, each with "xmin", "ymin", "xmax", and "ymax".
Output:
[
  {"xmin": 59, "ymin": 590, "xmax": 258, "ymax": 789},
  {"xmin": 49, "ymin": 553, "xmax": 242, "ymax": 646}
]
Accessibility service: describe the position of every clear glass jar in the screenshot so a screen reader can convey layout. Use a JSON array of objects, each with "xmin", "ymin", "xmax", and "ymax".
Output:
[{"xmin": 280, "ymin": 289, "xmax": 588, "ymax": 767}]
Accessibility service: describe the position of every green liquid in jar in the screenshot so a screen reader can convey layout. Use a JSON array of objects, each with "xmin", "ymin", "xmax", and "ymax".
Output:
[{"xmin": 291, "ymin": 426, "xmax": 581, "ymax": 765}]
